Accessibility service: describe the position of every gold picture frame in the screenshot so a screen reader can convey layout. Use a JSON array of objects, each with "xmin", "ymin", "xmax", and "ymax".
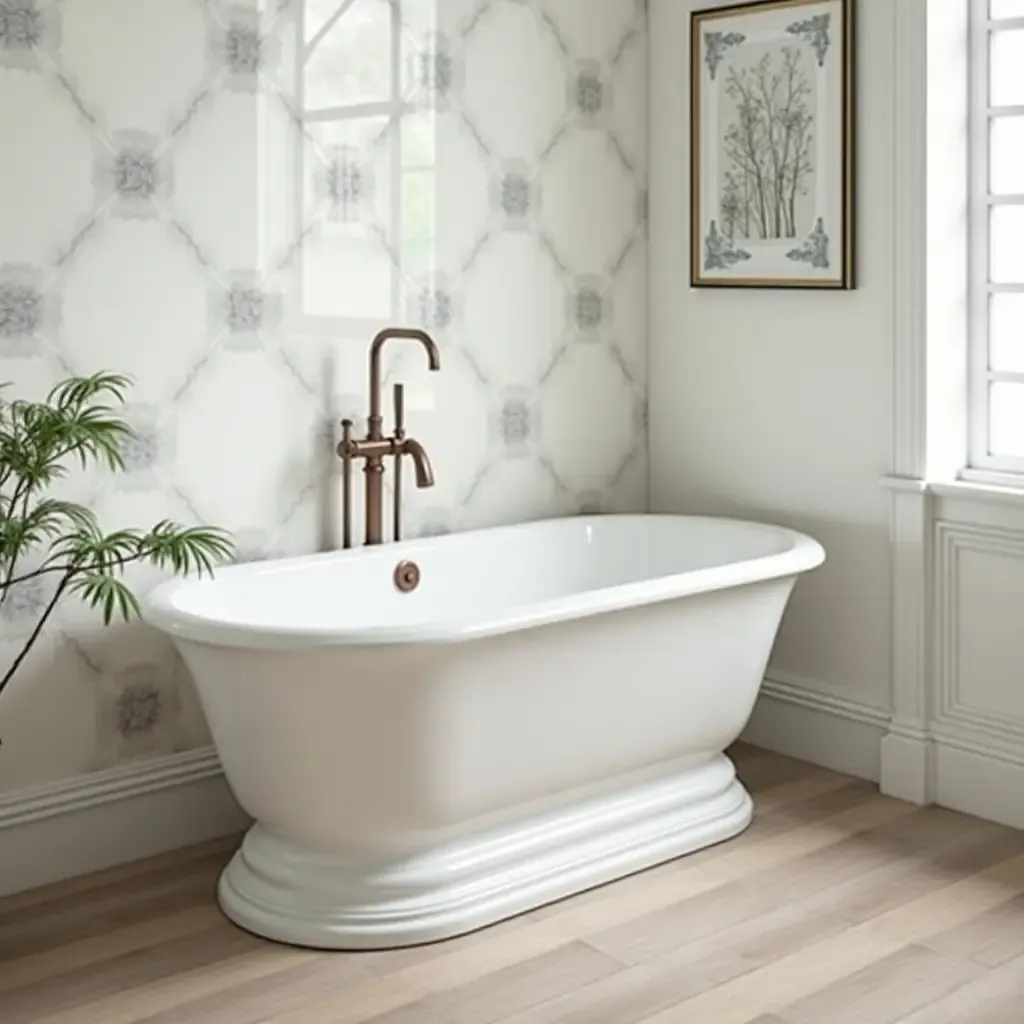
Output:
[{"xmin": 690, "ymin": 0, "xmax": 855, "ymax": 289}]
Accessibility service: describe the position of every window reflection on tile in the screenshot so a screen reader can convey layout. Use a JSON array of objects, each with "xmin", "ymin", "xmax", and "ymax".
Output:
[{"xmin": 303, "ymin": 0, "xmax": 392, "ymax": 109}]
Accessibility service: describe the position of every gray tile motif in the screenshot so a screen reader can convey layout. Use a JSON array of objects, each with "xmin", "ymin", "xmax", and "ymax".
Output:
[
  {"xmin": 574, "ymin": 71, "xmax": 603, "ymax": 117},
  {"xmin": 207, "ymin": 6, "xmax": 276, "ymax": 91},
  {"xmin": 324, "ymin": 146, "xmax": 371, "ymax": 221},
  {"xmin": 119, "ymin": 424, "xmax": 160, "ymax": 472},
  {"xmin": 115, "ymin": 679, "xmax": 163, "ymax": 737},
  {"xmin": 0, "ymin": 264, "xmax": 52, "ymax": 357},
  {"xmin": 115, "ymin": 149, "xmax": 159, "ymax": 200},
  {"xmin": 495, "ymin": 393, "xmax": 540, "ymax": 455},
  {"xmin": 226, "ymin": 283, "xmax": 263, "ymax": 332},
  {"xmin": 500, "ymin": 399, "xmax": 531, "ymax": 444},
  {"xmin": 0, "ymin": 279, "xmax": 39, "ymax": 337},
  {"xmin": 573, "ymin": 286, "xmax": 603, "ymax": 332},
  {"xmin": 94, "ymin": 659, "xmax": 187, "ymax": 767},
  {"xmin": 225, "ymin": 22, "xmax": 262, "ymax": 75},
  {"xmin": 115, "ymin": 404, "xmax": 168, "ymax": 489},
  {"xmin": 0, "ymin": 574, "xmax": 49, "ymax": 628},
  {"xmin": 410, "ymin": 38, "xmax": 455, "ymax": 103},
  {"xmin": 97, "ymin": 132, "xmax": 170, "ymax": 219},
  {"xmin": 493, "ymin": 161, "xmax": 540, "ymax": 234},
  {"xmin": 499, "ymin": 173, "xmax": 531, "ymax": 218},
  {"xmin": 0, "ymin": 0, "xmax": 57, "ymax": 70},
  {"xmin": 208, "ymin": 273, "xmax": 281, "ymax": 351},
  {"xmin": 410, "ymin": 283, "xmax": 453, "ymax": 330},
  {"xmin": 0, "ymin": 0, "xmax": 40, "ymax": 50}
]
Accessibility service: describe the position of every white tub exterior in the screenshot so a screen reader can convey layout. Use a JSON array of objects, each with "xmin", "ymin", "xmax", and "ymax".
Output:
[{"xmin": 144, "ymin": 514, "xmax": 825, "ymax": 950}]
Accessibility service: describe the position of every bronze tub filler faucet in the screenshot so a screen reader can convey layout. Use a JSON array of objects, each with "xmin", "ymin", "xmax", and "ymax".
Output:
[{"xmin": 336, "ymin": 327, "xmax": 441, "ymax": 548}]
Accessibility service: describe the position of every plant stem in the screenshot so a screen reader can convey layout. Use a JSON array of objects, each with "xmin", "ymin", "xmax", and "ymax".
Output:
[
  {"xmin": 0, "ymin": 476, "xmax": 35, "ymax": 607},
  {"xmin": 0, "ymin": 571, "xmax": 72, "ymax": 704},
  {"xmin": 2, "ymin": 563, "xmax": 75, "ymax": 587},
  {"xmin": 0, "ymin": 546, "xmax": 163, "ymax": 704},
  {"xmin": 1, "ymin": 548, "xmax": 158, "ymax": 593}
]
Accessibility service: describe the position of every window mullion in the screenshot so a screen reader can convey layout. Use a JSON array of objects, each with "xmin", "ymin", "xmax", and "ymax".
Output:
[
  {"xmin": 969, "ymin": 0, "xmax": 994, "ymax": 469},
  {"xmin": 987, "ymin": 14, "xmax": 1024, "ymax": 31}
]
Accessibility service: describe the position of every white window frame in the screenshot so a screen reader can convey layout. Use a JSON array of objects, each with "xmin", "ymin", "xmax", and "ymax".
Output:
[{"xmin": 966, "ymin": 0, "xmax": 1024, "ymax": 480}]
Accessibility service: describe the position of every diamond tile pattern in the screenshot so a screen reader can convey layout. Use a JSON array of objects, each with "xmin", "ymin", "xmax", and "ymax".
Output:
[{"xmin": 0, "ymin": 0, "xmax": 647, "ymax": 788}]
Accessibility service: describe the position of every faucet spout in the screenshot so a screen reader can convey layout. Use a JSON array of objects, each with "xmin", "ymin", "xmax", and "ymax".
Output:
[
  {"xmin": 368, "ymin": 327, "xmax": 441, "ymax": 439},
  {"xmin": 401, "ymin": 438, "xmax": 435, "ymax": 489}
]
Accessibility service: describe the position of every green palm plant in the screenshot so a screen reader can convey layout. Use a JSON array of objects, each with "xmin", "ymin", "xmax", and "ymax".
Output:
[{"xmin": 0, "ymin": 371, "xmax": 234, "ymax": 707}]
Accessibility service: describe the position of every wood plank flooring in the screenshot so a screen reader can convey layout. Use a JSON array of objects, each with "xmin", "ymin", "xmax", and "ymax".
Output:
[{"xmin": 3, "ymin": 745, "xmax": 1024, "ymax": 1023}]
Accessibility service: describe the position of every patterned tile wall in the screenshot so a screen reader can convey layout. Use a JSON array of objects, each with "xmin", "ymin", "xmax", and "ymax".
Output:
[{"xmin": 0, "ymin": 0, "xmax": 647, "ymax": 790}]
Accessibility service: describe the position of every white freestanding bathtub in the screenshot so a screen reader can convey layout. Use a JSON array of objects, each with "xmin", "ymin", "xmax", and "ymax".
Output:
[{"xmin": 144, "ymin": 513, "xmax": 824, "ymax": 950}]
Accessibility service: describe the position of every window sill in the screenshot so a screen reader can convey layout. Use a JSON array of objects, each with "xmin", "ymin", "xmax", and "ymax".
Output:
[{"xmin": 881, "ymin": 473, "xmax": 1024, "ymax": 508}]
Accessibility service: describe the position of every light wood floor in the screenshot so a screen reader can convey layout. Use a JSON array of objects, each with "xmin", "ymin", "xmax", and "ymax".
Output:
[{"xmin": 3, "ymin": 746, "xmax": 1024, "ymax": 1024}]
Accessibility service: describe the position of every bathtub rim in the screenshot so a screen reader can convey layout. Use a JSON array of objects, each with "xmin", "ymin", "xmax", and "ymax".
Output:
[{"xmin": 141, "ymin": 513, "xmax": 825, "ymax": 651}]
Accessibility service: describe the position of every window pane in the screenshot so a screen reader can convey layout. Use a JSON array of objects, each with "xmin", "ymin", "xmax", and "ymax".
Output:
[
  {"xmin": 990, "ymin": 294, "xmax": 1024, "ymax": 372},
  {"xmin": 990, "ymin": 381, "xmax": 1024, "ymax": 458},
  {"xmin": 992, "ymin": 117, "xmax": 1024, "ymax": 193},
  {"xmin": 401, "ymin": 113, "xmax": 435, "ymax": 170},
  {"xmin": 992, "ymin": 0, "xmax": 1024, "ymax": 18},
  {"xmin": 991, "ymin": 206, "xmax": 1024, "ymax": 283},
  {"xmin": 991, "ymin": 30, "xmax": 1024, "ymax": 106}
]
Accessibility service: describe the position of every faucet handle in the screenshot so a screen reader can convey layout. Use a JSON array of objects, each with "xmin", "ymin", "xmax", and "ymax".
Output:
[
  {"xmin": 339, "ymin": 418, "xmax": 353, "ymax": 549},
  {"xmin": 393, "ymin": 381, "xmax": 405, "ymax": 439}
]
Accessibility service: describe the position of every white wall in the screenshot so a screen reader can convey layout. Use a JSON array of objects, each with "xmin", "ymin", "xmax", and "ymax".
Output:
[
  {"xmin": 650, "ymin": 0, "xmax": 1024, "ymax": 830},
  {"xmin": 648, "ymin": 0, "xmax": 895, "ymax": 779},
  {"xmin": 0, "ymin": 0, "xmax": 647, "ymax": 894}
]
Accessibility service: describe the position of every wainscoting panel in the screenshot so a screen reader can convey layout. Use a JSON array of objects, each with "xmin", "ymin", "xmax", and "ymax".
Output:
[{"xmin": 935, "ymin": 519, "xmax": 1024, "ymax": 746}]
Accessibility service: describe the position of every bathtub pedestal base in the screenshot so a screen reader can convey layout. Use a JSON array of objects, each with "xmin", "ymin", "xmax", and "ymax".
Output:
[{"xmin": 217, "ymin": 753, "xmax": 752, "ymax": 951}]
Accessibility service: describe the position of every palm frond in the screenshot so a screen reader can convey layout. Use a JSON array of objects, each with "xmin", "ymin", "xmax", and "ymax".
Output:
[
  {"xmin": 0, "ymin": 371, "xmax": 234, "ymax": 706},
  {"xmin": 48, "ymin": 372, "xmax": 133, "ymax": 413},
  {"xmin": 68, "ymin": 572, "xmax": 141, "ymax": 626},
  {"xmin": 138, "ymin": 521, "xmax": 235, "ymax": 577}
]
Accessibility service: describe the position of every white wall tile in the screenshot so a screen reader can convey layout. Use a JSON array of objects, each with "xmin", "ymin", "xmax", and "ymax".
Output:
[
  {"xmin": 460, "ymin": 231, "xmax": 565, "ymax": 387},
  {"xmin": 0, "ymin": 0, "xmax": 647, "ymax": 791},
  {"xmin": 59, "ymin": 0, "xmax": 208, "ymax": 135},
  {"xmin": 463, "ymin": 2, "xmax": 567, "ymax": 162},
  {"xmin": 59, "ymin": 220, "xmax": 211, "ymax": 402},
  {"xmin": 540, "ymin": 342, "xmax": 637, "ymax": 483},
  {"xmin": 0, "ymin": 71, "xmax": 96, "ymax": 266}
]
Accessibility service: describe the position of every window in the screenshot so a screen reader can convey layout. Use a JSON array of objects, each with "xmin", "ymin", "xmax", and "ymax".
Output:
[{"xmin": 969, "ymin": 0, "xmax": 1024, "ymax": 475}]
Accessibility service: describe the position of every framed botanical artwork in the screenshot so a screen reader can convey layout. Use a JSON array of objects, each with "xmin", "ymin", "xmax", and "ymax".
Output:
[{"xmin": 690, "ymin": 0, "xmax": 854, "ymax": 289}]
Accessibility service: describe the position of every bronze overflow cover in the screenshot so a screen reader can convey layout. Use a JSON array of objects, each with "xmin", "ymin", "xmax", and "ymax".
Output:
[{"xmin": 394, "ymin": 559, "xmax": 421, "ymax": 593}]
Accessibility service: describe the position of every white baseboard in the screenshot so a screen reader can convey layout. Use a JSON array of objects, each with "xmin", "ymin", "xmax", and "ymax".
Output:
[
  {"xmin": 0, "ymin": 748, "xmax": 250, "ymax": 898},
  {"xmin": 931, "ymin": 733, "xmax": 1024, "ymax": 831},
  {"xmin": 742, "ymin": 671, "xmax": 890, "ymax": 783},
  {"xmin": 747, "ymin": 673, "xmax": 1024, "ymax": 831}
]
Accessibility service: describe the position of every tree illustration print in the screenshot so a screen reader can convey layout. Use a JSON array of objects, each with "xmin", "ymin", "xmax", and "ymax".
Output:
[{"xmin": 718, "ymin": 44, "xmax": 816, "ymax": 244}]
